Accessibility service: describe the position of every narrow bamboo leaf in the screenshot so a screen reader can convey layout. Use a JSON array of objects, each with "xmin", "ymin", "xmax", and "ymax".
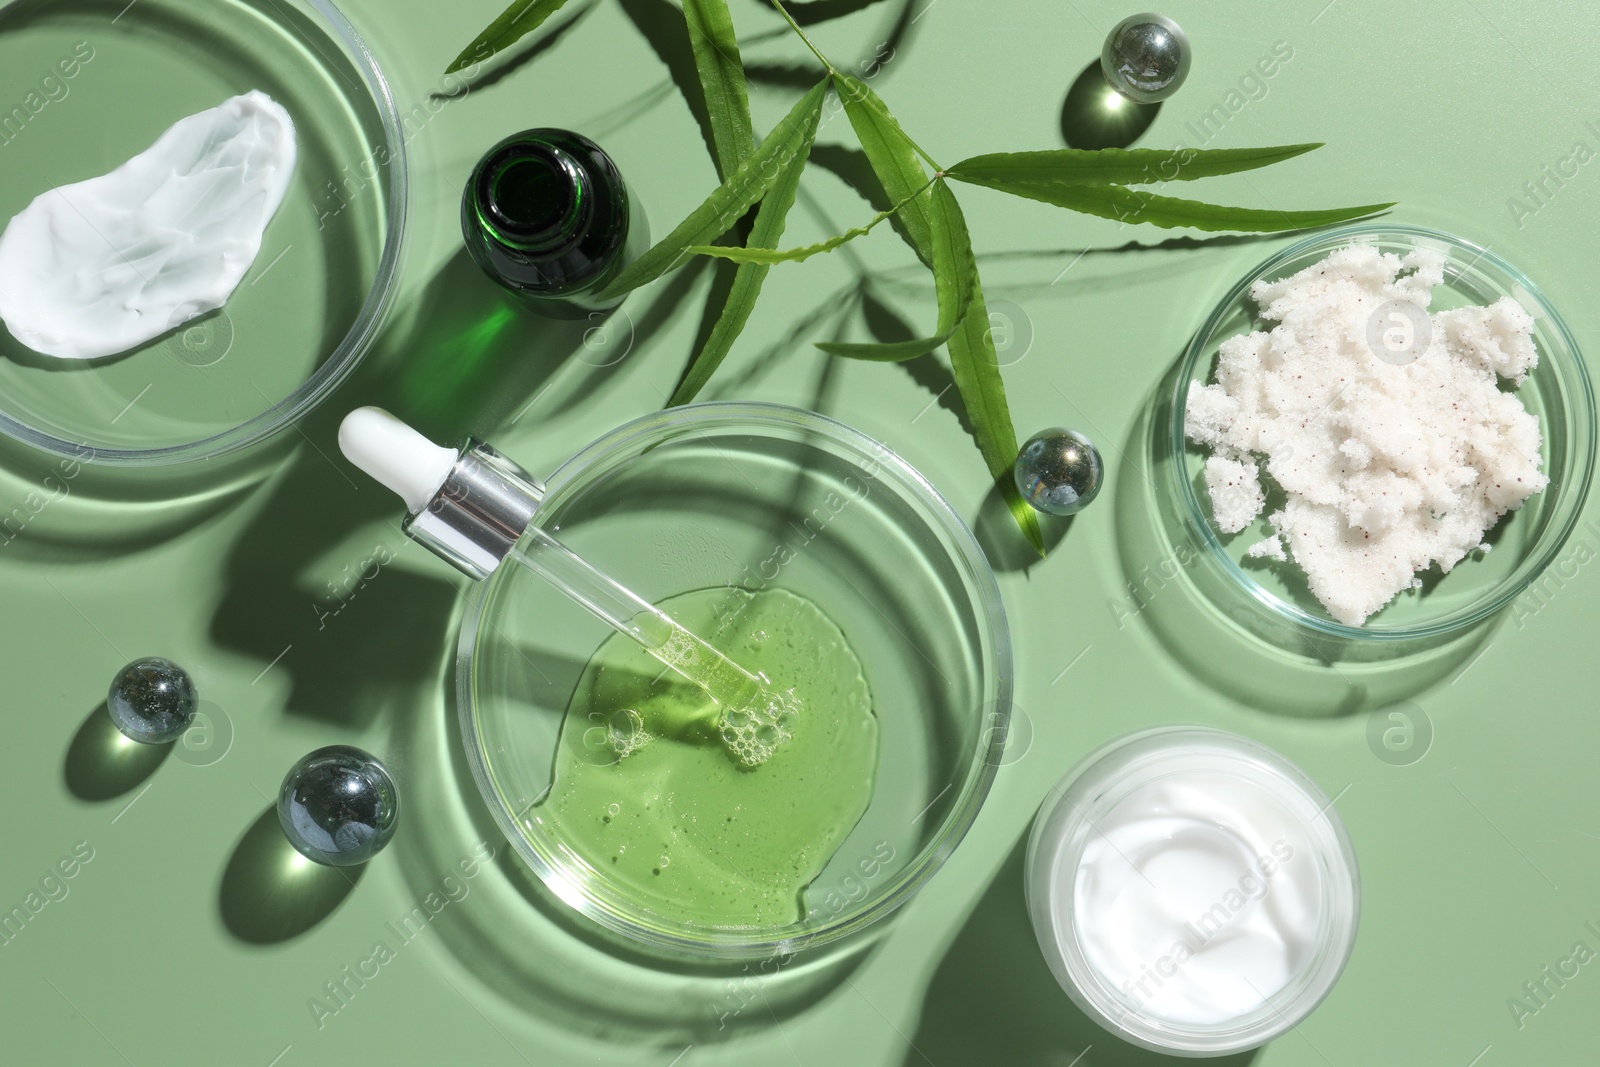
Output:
[
  {"xmin": 447, "ymin": 0, "xmax": 573, "ymax": 74},
  {"xmin": 961, "ymin": 181, "xmax": 1395, "ymax": 232},
  {"xmin": 933, "ymin": 184, "xmax": 1042, "ymax": 554},
  {"xmin": 813, "ymin": 334, "xmax": 950, "ymax": 361},
  {"xmin": 596, "ymin": 79, "xmax": 828, "ymax": 301},
  {"xmin": 683, "ymin": 0, "xmax": 755, "ymax": 180},
  {"xmin": 685, "ymin": 231, "xmax": 865, "ymax": 265},
  {"xmin": 668, "ymin": 98, "xmax": 819, "ymax": 404},
  {"xmin": 947, "ymin": 143, "xmax": 1323, "ymax": 189},
  {"xmin": 684, "ymin": 182, "xmax": 931, "ymax": 265},
  {"xmin": 816, "ymin": 180, "xmax": 975, "ymax": 362},
  {"xmin": 832, "ymin": 72, "xmax": 935, "ymax": 266},
  {"xmin": 829, "ymin": 72, "xmax": 1041, "ymax": 550}
]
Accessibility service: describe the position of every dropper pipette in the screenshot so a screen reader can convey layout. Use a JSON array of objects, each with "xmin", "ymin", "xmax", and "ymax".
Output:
[{"xmin": 337, "ymin": 408, "xmax": 794, "ymax": 764}]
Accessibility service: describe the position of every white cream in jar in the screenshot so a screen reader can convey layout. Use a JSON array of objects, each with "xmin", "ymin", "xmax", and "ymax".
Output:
[{"xmin": 1027, "ymin": 727, "xmax": 1359, "ymax": 1056}]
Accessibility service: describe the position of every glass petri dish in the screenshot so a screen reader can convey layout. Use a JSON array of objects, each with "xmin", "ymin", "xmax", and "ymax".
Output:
[
  {"xmin": 0, "ymin": 0, "xmax": 406, "ymax": 464},
  {"xmin": 1171, "ymin": 225, "xmax": 1596, "ymax": 642},
  {"xmin": 1026, "ymin": 727, "xmax": 1360, "ymax": 1056},
  {"xmin": 457, "ymin": 403, "xmax": 1011, "ymax": 959}
]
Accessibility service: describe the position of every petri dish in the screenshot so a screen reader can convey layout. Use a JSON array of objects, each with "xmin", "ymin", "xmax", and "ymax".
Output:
[
  {"xmin": 0, "ymin": 0, "xmax": 406, "ymax": 464},
  {"xmin": 457, "ymin": 403, "xmax": 1012, "ymax": 959},
  {"xmin": 1171, "ymin": 225, "xmax": 1596, "ymax": 642}
]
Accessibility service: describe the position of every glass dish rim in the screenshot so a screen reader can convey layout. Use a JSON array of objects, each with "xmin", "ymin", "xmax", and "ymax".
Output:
[
  {"xmin": 455, "ymin": 400, "xmax": 1013, "ymax": 959},
  {"xmin": 0, "ymin": 0, "xmax": 409, "ymax": 467},
  {"xmin": 1170, "ymin": 223, "xmax": 1597, "ymax": 641},
  {"xmin": 1027, "ymin": 724, "xmax": 1362, "ymax": 1055}
]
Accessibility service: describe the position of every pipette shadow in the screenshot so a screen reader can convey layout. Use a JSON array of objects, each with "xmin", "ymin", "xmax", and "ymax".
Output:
[{"xmin": 906, "ymin": 836, "xmax": 1262, "ymax": 1066}]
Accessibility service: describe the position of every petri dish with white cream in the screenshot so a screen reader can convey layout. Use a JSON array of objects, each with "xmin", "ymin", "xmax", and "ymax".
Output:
[
  {"xmin": 0, "ymin": 0, "xmax": 406, "ymax": 465},
  {"xmin": 1026, "ymin": 727, "xmax": 1359, "ymax": 1057}
]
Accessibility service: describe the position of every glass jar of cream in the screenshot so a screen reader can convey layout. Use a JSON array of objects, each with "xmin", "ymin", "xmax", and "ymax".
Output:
[{"xmin": 1026, "ymin": 727, "xmax": 1359, "ymax": 1056}]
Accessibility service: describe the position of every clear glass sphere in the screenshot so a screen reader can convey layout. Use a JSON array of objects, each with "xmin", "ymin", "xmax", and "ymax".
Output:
[
  {"xmin": 1100, "ymin": 13, "xmax": 1191, "ymax": 104},
  {"xmin": 107, "ymin": 656, "xmax": 197, "ymax": 744},
  {"xmin": 1015, "ymin": 428, "xmax": 1105, "ymax": 516},
  {"xmin": 277, "ymin": 745, "xmax": 400, "ymax": 867}
]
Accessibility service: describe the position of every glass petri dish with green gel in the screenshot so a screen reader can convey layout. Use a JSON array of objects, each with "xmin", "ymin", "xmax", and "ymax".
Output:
[
  {"xmin": 457, "ymin": 404, "xmax": 1011, "ymax": 959},
  {"xmin": 0, "ymin": 0, "xmax": 405, "ymax": 464}
]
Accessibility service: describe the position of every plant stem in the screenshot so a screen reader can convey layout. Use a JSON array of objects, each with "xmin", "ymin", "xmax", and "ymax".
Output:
[
  {"xmin": 767, "ymin": 0, "xmax": 944, "ymax": 173},
  {"xmin": 768, "ymin": 0, "xmax": 834, "ymax": 74}
]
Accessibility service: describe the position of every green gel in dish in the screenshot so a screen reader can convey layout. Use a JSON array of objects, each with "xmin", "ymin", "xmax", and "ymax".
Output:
[{"xmin": 533, "ymin": 586, "xmax": 879, "ymax": 929}]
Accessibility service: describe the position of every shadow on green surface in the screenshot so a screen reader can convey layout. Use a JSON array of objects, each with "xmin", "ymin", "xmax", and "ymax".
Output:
[
  {"xmin": 976, "ymin": 481, "xmax": 1074, "ymax": 574},
  {"xmin": 904, "ymin": 837, "xmax": 1261, "ymax": 1067},
  {"xmin": 771, "ymin": 0, "xmax": 893, "ymax": 25},
  {"xmin": 1061, "ymin": 59, "xmax": 1159, "ymax": 150},
  {"xmin": 206, "ymin": 426, "xmax": 461, "ymax": 731},
  {"xmin": 0, "ymin": 424, "xmax": 278, "ymax": 564},
  {"xmin": 218, "ymin": 805, "xmax": 364, "ymax": 944},
  {"xmin": 387, "ymin": 248, "xmax": 594, "ymax": 441},
  {"xmin": 206, "ymin": 245, "xmax": 705, "ymax": 730},
  {"xmin": 63, "ymin": 700, "xmax": 171, "ymax": 801},
  {"xmin": 621, "ymin": 0, "xmax": 721, "ymax": 178}
]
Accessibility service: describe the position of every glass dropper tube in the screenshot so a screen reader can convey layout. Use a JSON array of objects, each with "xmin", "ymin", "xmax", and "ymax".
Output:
[
  {"xmin": 509, "ymin": 522, "xmax": 766, "ymax": 717},
  {"xmin": 335, "ymin": 407, "xmax": 794, "ymax": 765}
]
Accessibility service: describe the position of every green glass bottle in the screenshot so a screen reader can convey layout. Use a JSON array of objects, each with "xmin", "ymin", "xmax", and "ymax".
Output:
[{"xmin": 461, "ymin": 129, "xmax": 648, "ymax": 318}]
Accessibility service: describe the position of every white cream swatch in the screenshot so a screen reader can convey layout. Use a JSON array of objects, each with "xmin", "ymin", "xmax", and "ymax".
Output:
[{"xmin": 0, "ymin": 91, "xmax": 297, "ymax": 360}]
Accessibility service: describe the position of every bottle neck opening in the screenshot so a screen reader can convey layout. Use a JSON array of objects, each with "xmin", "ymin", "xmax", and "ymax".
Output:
[{"xmin": 477, "ymin": 143, "xmax": 589, "ymax": 253}]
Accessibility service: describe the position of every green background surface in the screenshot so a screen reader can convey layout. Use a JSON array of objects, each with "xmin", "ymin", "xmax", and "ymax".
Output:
[{"xmin": 2, "ymin": 0, "xmax": 1597, "ymax": 1064}]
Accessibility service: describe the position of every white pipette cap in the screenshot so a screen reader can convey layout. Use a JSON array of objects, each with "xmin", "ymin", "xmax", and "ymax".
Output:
[{"xmin": 338, "ymin": 407, "xmax": 544, "ymax": 580}]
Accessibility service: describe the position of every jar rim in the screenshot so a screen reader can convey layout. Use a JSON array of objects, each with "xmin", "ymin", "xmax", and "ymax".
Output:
[{"xmin": 1026, "ymin": 726, "xmax": 1362, "ymax": 1055}]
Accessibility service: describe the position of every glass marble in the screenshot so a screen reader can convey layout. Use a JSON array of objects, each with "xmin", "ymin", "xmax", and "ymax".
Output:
[
  {"xmin": 1015, "ymin": 428, "xmax": 1104, "ymax": 516},
  {"xmin": 107, "ymin": 656, "xmax": 198, "ymax": 744},
  {"xmin": 1100, "ymin": 13, "xmax": 1191, "ymax": 104},
  {"xmin": 277, "ymin": 746, "xmax": 399, "ymax": 867}
]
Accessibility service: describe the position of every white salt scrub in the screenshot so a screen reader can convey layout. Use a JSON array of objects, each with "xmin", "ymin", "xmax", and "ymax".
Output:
[
  {"xmin": 1186, "ymin": 243, "xmax": 1547, "ymax": 626},
  {"xmin": 0, "ymin": 92, "xmax": 296, "ymax": 360}
]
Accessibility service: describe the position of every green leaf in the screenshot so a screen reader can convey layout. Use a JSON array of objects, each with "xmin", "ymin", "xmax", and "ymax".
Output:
[
  {"xmin": 446, "ymin": 0, "xmax": 574, "ymax": 74},
  {"xmin": 962, "ymin": 181, "xmax": 1395, "ymax": 232},
  {"xmin": 684, "ymin": 180, "xmax": 933, "ymax": 265},
  {"xmin": 668, "ymin": 98, "xmax": 819, "ymax": 404},
  {"xmin": 832, "ymin": 72, "xmax": 936, "ymax": 266},
  {"xmin": 596, "ymin": 79, "xmax": 829, "ymax": 302},
  {"xmin": 947, "ymin": 143, "xmax": 1323, "ymax": 189},
  {"xmin": 683, "ymin": 0, "xmax": 755, "ymax": 180},
  {"xmin": 942, "ymin": 230, "xmax": 1043, "ymax": 555},
  {"xmin": 685, "ymin": 230, "xmax": 866, "ymax": 266},
  {"xmin": 825, "ymin": 75, "xmax": 1043, "ymax": 553},
  {"xmin": 816, "ymin": 180, "xmax": 976, "ymax": 362}
]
